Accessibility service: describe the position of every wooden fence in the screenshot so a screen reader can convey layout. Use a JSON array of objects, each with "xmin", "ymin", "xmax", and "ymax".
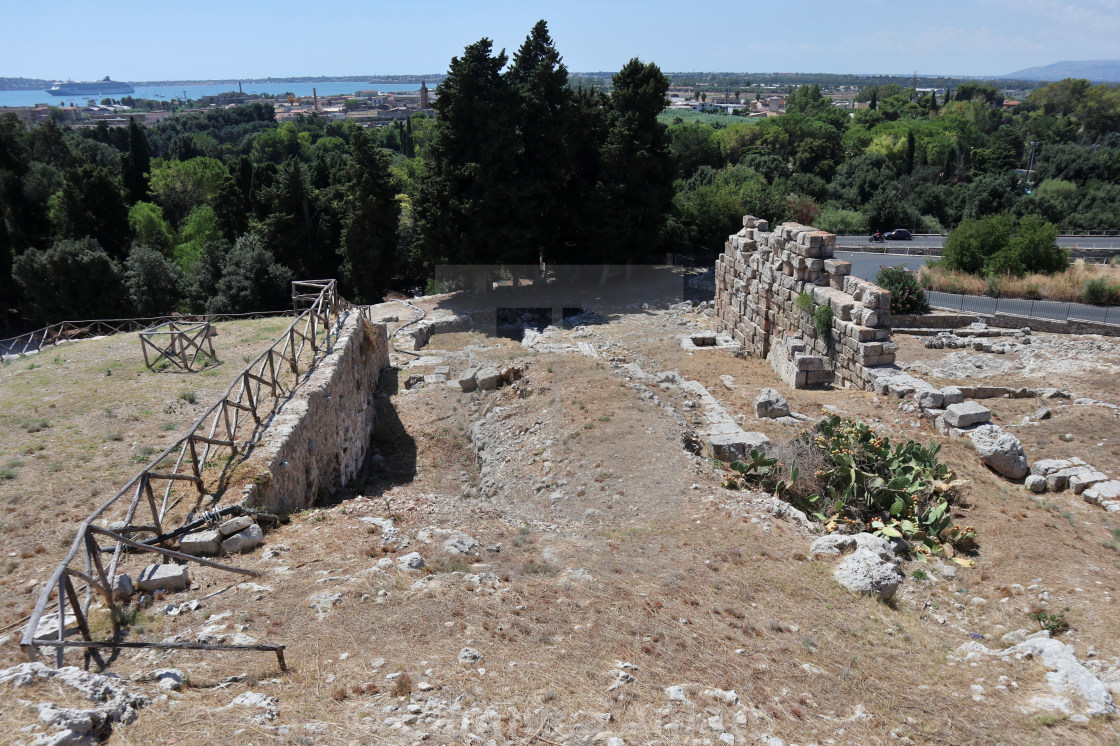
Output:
[
  {"xmin": 1, "ymin": 309, "xmax": 294, "ymax": 360},
  {"xmin": 139, "ymin": 321, "xmax": 218, "ymax": 372},
  {"xmin": 20, "ymin": 279, "xmax": 369, "ymax": 670}
]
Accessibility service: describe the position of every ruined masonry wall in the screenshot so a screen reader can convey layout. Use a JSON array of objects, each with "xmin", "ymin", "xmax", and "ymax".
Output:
[
  {"xmin": 715, "ymin": 215, "xmax": 896, "ymax": 390},
  {"xmin": 245, "ymin": 313, "xmax": 389, "ymax": 513}
]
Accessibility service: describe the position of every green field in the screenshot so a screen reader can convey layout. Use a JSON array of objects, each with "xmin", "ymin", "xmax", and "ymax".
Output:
[{"xmin": 657, "ymin": 109, "xmax": 761, "ymax": 127}]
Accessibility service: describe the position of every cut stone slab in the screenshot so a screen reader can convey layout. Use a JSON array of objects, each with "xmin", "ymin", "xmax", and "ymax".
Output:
[
  {"xmin": 968, "ymin": 425, "xmax": 1028, "ymax": 481},
  {"xmin": 1069, "ymin": 470, "xmax": 1108, "ymax": 495},
  {"xmin": 708, "ymin": 432, "xmax": 771, "ymax": 462},
  {"xmin": 218, "ymin": 515, "xmax": 254, "ymax": 537},
  {"xmin": 915, "ymin": 389, "xmax": 945, "ymax": 410},
  {"xmin": 944, "ymin": 401, "xmax": 991, "ymax": 429},
  {"xmin": 136, "ymin": 564, "xmax": 190, "ymax": 592},
  {"xmin": 1025, "ymin": 475, "xmax": 1047, "ymax": 493},
  {"xmin": 221, "ymin": 524, "xmax": 264, "ymax": 553},
  {"xmin": 1031, "ymin": 459, "xmax": 1072, "ymax": 477},
  {"xmin": 179, "ymin": 529, "xmax": 221, "ymax": 556}
]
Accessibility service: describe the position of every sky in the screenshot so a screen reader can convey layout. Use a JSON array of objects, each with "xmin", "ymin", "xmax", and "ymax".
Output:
[{"xmin": 2, "ymin": 0, "xmax": 1118, "ymax": 81}]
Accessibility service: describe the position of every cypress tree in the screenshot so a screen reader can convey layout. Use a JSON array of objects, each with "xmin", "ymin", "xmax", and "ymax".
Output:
[
  {"xmin": 122, "ymin": 117, "xmax": 151, "ymax": 203},
  {"xmin": 338, "ymin": 128, "xmax": 400, "ymax": 302},
  {"xmin": 413, "ymin": 37, "xmax": 520, "ymax": 275},
  {"xmin": 507, "ymin": 19, "xmax": 575, "ymax": 265}
]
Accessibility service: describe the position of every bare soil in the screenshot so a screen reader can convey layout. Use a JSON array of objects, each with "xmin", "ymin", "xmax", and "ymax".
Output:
[{"xmin": 2, "ymin": 279, "xmax": 1120, "ymax": 745}]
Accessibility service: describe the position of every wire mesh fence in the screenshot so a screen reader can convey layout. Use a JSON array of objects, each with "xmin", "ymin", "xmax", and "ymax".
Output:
[{"xmin": 927, "ymin": 290, "xmax": 1120, "ymax": 326}]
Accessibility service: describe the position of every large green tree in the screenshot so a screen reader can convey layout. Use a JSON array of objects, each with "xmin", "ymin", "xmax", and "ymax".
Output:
[
  {"xmin": 589, "ymin": 58, "xmax": 675, "ymax": 263},
  {"xmin": 122, "ymin": 118, "xmax": 151, "ymax": 203},
  {"xmin": 337, "ymin": 129, "xmax": 400, "ymax": 302},
  {"xmin": 413, "ymin": 37, "xmax": 520, "ymax": 275}
]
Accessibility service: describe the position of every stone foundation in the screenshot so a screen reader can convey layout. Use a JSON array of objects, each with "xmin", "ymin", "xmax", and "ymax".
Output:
[
  {"xmin": 715, "ymin": 216, "xmax": 895, "ymax": 390},
  {"xmin": 244, "ymin": 313, "xmax": 389, "ymax": 513}
]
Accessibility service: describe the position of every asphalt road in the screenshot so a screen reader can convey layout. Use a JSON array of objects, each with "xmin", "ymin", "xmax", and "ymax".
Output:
[
  {"xmin": 835, "ymin": 251, "xmax": 928, "ymax": 281},
  {"xmin": 836, "ymin": 235, "xmax": 1120, "ymax": 250}
]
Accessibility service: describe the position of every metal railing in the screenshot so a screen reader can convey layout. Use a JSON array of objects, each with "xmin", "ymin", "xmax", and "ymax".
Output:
[
  {"xmin": 927, "ymin": 290, "xmax": 1120, "ymax": 326},
  {"xmin": 20, "ymin": 279, "xmax": 369, "ymax": 670},
  {"xmin": 1, "ymin": 309, "xmax": 296, "ymax": 361}
]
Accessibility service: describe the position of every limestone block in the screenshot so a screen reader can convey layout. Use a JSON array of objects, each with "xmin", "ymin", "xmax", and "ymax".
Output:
[
  {"xmin": 709, "ymin": 432, "xmax": 771, "ymax": 462},
  {"xmin": 221, "ymin": 524, "xmax": 264, "ymax": 553},
  {"xmin": 179, "ymin": 529, "xmax": 221, "ymax": 556},
  {"xmin": 112, "ymin": 573, "xmax": 134, "ymax": 600},
  {"xmin": 136, "ymin": 563, "xmax": 190, "ymax": 592},
  {"xmin": 823, "ymin": 259, "xmax": 852, "ymax": 276},
  {"xmin": 940, "ymin": 386, "xmax": 965, "ymax": 406},
  {"xmin": 944, "ymin": 401, "xmax": 990, "ymax": 428},
  {"xmin": 968, "ymin": 424, "xmax": 1028, "ymax": 481},
  {"xmin": 218, "ymin": 515, "xmax": 254, "ymax": 537},
  {"xmin": 1030, "ymin": 458, "xmax": 1072, "ymax": 477},
  {"xmin": 476, "ymin": 367, "xmax": 503, "ymax": 391},
  {"xmin": 458, "ymin": 367, "xmax": 479, "ymax": 392}
]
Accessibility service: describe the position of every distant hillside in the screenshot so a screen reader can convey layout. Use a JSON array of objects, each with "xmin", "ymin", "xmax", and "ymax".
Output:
[
  {"xmin": 1004, "ymin": 60, "xmax": 1120, "ymax": 82},
  {"xmin": 0, "ymin": 77, "xmax": 54, "ymax": 91}
]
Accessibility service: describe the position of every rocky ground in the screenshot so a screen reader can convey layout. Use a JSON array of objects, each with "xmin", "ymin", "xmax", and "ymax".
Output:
[{"xmin": 3, "ymin": 276, "xmax": 1120, "ymax": 745}]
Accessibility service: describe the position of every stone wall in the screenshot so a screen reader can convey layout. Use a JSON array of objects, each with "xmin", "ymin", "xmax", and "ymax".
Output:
[
  {"xmin": 244, "ymin": 313, "xmax": 389, "ymax": 513},
  {"xmin": 715, "ymin": 216, "xmax": 896, "ymax": 390}
]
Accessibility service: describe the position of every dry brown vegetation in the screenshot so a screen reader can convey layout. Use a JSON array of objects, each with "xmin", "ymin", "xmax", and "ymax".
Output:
[
  {"xmin": 2, "ymin": 279, "xmax": 1120, "ymax": 745},
  {"xmin": 920, "ymin": 259, "xmax": 1120, "ymax": 304}
]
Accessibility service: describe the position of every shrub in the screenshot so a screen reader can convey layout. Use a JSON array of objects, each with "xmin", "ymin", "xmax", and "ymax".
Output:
[
  {"xmin": 125, "ymin": 245, "xmax": 182, "ymax": 316},
  {"xmin": 794, "ymin": 292, "xmax": 815, "ymax": 314},
  {"xmin": 12, "ymin": 238, "xmax": 129, "ymax": 324},
  {"xmin": 813, "ymin": 303, "xmax": 833, "ymax": 341},
  {"xmin": 1082, "ymin": 278, "xmax": 1110, "ymax": 305},
  {"xmin": 875, "ymin": 266, "xmax": 930, "ymax": 314},
  {"xmin": 984, "ymin": 275, "xmax": 1001, "ymax": 298},
  {"xmin": 206, "ymin": 234, "xmax": 293, "ymax": 314}
]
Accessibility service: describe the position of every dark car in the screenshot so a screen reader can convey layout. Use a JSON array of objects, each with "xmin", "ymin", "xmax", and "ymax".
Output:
[{"xmin": 884, "ymin": 228, "xmax": 911, "ymax": 240}]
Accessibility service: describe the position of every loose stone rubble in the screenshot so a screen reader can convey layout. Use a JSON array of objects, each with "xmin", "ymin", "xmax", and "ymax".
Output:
[{"xmin": 0, "ymin": 662, "xmax": 150, "ymax": 745}]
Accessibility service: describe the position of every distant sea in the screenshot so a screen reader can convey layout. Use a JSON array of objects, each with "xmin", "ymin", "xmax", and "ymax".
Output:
[{"xmin": 0, "ymin": 80, "xmax": 423, "ymax": 108}]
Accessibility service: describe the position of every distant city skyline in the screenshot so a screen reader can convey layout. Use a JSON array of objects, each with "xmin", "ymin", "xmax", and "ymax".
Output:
[{"xmin": 3, "ymin": 0, "xmax": 1118, "ymax": 80}]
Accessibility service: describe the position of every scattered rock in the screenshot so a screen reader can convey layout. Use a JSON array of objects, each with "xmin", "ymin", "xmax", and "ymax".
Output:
[
  {"xmin": 833, "ymin": 547, "xmax": 903, "ymax": 602},
  {"xmin": 458, "ymin": 648, "xmax": 484, "ymax": 665},
  {"xmin": 1025, "ymin": 474, "xmax": 1047, "ymax": 493},
  {"xmin": 179, "ymin": 529, "xmax": 221, "ymax": 556},
  {"xmin": 754, "ymin": 388, "xmax": 790, "ymax": 419},
  {"xmin": 397, "ymin": 552, "xmax": 425, "ymax": 570},
  {"xmin": 218, "ymin": 515, "xmax": 254, "ymax": 537},
  {"xmin": 968, "ymin": 425, "xmax": 1028, "ymax": 480}
]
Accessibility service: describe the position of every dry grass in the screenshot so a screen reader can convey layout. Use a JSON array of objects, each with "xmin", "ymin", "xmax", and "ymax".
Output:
[
  {"xmin": 920, "ymin": 260, "xmax": 1120, "ymax": 303},
  {"xmin": 0, "ymin": 316, "xmax": 292, "ymax": 631},
  {"xmin": 2, "ymin": 284, "xmax": 1120, "ymax": 745}
]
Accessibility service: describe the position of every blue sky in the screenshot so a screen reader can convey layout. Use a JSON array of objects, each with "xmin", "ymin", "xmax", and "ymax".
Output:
[{"xmin": 2, "ymin": 0, "xmax": 1117, "ymax": 80}]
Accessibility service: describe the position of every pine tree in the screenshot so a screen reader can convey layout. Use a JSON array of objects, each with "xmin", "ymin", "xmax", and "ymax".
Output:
[
  {"xmin": 590, "ymin": 58, "xmax": 675, "ymax": 264},
  {"xmin": 338, "ymin": 129, "xmax": 400, "ymax": 302}
]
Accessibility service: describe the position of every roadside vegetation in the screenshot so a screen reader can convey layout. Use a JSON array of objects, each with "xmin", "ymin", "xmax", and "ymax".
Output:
[{"xmin": 921, "ymin": 259, "xmax": 1120, "ymax": 305}]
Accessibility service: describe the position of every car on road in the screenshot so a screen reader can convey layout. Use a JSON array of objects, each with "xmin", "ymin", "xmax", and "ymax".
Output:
[{"xmin": 884, "ymin": 228, "xmax": 911, "ymax": 240}]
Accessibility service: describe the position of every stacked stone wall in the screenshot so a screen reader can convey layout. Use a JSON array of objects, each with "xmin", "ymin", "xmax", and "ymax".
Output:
[
  {"xmin": 244, "ymin": 313, "xmax": 389, "ymax": 513},
  {"xmin": 715, "ymin": 215, "xmax": 896, "ymax": 390}
]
